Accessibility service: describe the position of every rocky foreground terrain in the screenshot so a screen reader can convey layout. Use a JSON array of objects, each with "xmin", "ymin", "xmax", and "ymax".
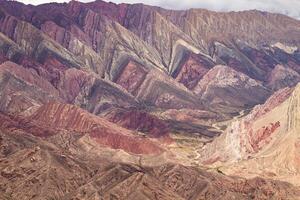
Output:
[{"xmin": 0, "ymin": 0, "xmax": 300, "ymax": 199}]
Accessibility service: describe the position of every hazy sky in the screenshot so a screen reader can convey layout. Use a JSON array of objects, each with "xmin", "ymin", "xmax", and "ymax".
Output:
[{"xmin": 17, "ymin": 0, "xmax": 300, "ymax": 19}]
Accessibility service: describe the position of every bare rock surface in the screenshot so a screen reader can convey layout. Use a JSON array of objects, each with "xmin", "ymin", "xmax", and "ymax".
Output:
[{"xmin": 0, "ymin": 0, "xmax": 300, "ymax": 199}]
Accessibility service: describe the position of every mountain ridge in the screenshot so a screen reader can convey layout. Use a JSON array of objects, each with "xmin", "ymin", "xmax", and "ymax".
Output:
[{"xmin": 0, "ymin": 0, "xmax": 300, "ymax": 199}]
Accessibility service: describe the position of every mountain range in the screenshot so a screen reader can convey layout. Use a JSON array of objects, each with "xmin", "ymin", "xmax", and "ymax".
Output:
[{"xmin": 0, "ymin": 0, "xmax": 300, "ymax": 199}]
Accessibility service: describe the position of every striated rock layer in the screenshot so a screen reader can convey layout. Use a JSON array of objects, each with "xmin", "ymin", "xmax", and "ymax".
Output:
[
  {"xmin": 199, "ymin": 84, "xmax": 300, "ymax": 186},
  {"xmin": 0, "ymin": 0, "xmax": 300, "ymax": 199},
  {"xmin": 194, "ymin": 65, "xmax": 271, "ymax": 114},
  {"xmin": 1, "ymin": 101, "xmax": 164, "ymax": 155}
]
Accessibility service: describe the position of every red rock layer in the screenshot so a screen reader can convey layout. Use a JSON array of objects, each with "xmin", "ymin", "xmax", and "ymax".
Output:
[
  {"xmin": 0, "ymin": 14, "xmax": 18, "ymax": 39},
  {"xmin": 115, "ymin": 60, "xmax": 147, "ymax": 94},
  {"xmin": 199, "ymin": 86, "xmax": 296, "ymax": 165},
  {"xmin": 18, "ymin": 56, "xmax": 62, "ymax": 88},
  {"xmin": 236, "ymin": 88, "xmax": 294, "ymax": 154},
  {"xmin": 41, "ymin": 21, "xmax": 68, "ymax": 47},
  {"xmin": 251, "ymin": 87, "xmax": 294, "ymax": 121},
  {"xmin": 174, "ymin": 53, "xmax": 213, "ymax": 89},
  {"xmin": 68, "ymin": 0, "xmax": 128, "ymax": 25},
  {"xmin": 0, "ymin": 102, "xmax": 163, "ymax": 155},
  {"xmin": 104, "ymin": 109, "xmax": 169, "ymax": 138},
  {"xmin": 29, "ymin": 102, "xmax": 163, "ymax": 155},
  {"xmin": 0, "ymin": 132, "xmax": 298, "ymax": 200},
  {"xmin": 248, "ymin": 121, "xmax": 280, "ymax": 152},
  {"xmin": 240, "ymin": 88, "xmax": 294, "ymax": 154}
]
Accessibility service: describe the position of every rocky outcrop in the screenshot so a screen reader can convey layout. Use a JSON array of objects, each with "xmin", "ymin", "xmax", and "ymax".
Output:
[
  {"xmin": 0, "ymin": 61, "xmax": 58, "ymax": 96},
  {"xmin": 57, "ymin": 68, "xmax": 94, "ymax": 103},
  {"xmin": 1, "ymin": 3, "xmax": 204, "ymax": 110},
  {"xmin": 212, "ymin": 42, "xmax": 267, "ymax": 80},
  {"xmin": 77, "ymin": 77, "xmax": 139, "ymax": 114},
  {"xmin": 250, "ymin": 87, "xmax": 293, "ymax": 120},
  {"xmin": 0, "ymin": 59, "xmax": 136, "ymax": 115},
  {"xmin": 123, "ymin": 5, "xmax": 200, "ymax": 71},
  {"xmin": 40, "ymin": 20, "xmax": 105, "ymax": 75},
  {"xmin": 248, "ymin": 121, "xmax": 280, "ymax": 152},
  {"xmin": 0, "ymin": 101, "xmax": 163, "ymax": 155}
]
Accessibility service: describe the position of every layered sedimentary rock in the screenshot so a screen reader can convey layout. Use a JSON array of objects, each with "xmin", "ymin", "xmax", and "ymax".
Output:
[
  {"xmin": 156, "ymin": 8, "xmax": 300, "ymax": 50},
  {"xmin": 0, "ymin": 0, "xmax": 300, "ymax": 198},
  {"xmin": 0, "ymin": 101, "xmax": 164, "ymax": 155},
  {"xmin": 0, "ymin": 61, "xmax": 61, "ymax": 115},
  {"xmin": 29, "ymin": 102, "xmax": 163, "ymax": 155},
  {"xmin": 199, "ymin": 87, "xmax": 293, "ymax": 160},
  {"xmin": 3, "ymin": 4, "xmax": 209, "ymax": 111},
  {"xmin": 172, "ymin": 52, "xmax": 214, "ymax": 89},
  {"xmin": 212, "ymin": 41, "xmax": 268, "ymax": 81},
  {"xmin": 194, "ymin": 65, "xmax": 271, "ymax": 114},
  {"xmin": 104, "ymin": 108, "xmax": 170, "ymax": 138},
  {"xmin": 199, "ymin": 84, "xmax": 300, "ymax": 186},
  {"xmin": 115, "ymin": 60, "xmax": 147, "ymax": 94}
]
